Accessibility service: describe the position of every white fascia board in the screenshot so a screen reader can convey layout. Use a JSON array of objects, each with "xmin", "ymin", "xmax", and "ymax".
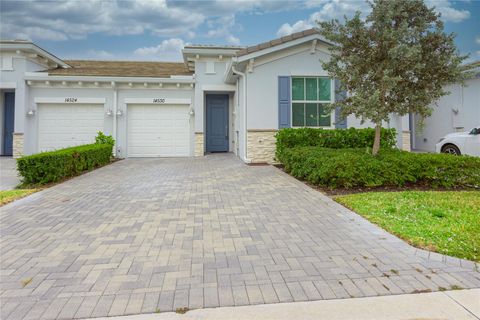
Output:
[
  {"xmin": 24, "ymin": 73, "xmax": 195, "ymax": 83},
  {"xmin": 0, "ymin": 82, "xmax": 17, "ymax": 89},
  {"xmin": 235, "ymin": 34, "xmax": 332, "ymax": 63},
  {"xmin": 201, "ymin": 84, "xmax": 236, "ymax": 92},
  {"xmin": 223, "ymin": 61, "xmax": 235, "ymax": 84},
  {"xmin": 124, "ymin": 98, "xmax": 192, "ymax": 105},
  {"xmin": 34, "ymin": 97, "xmax": 106, "ymax": 104},
  {"xmin": 170, "ymin": 75, "xmax": 195, "ymax": 79},
  {"xmin": 1, "ymin": 43, "xmax": 69, "ymax": 68},
  {"xmin": 182, "ymin": 47, "xmax": 240, "ymax": 57},
  {"xmin": 182, "ymin": 47, "xmax": 240, "ymax": 67}
]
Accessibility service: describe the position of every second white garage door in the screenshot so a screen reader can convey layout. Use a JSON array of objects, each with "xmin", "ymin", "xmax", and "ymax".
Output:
[
  {"xmin": 127, "ymin": 104, "xmax": 190, "ymax": 157},
  {"xmin": 38, "ymin": 104, "xmax": 104, "ymax": 152}
]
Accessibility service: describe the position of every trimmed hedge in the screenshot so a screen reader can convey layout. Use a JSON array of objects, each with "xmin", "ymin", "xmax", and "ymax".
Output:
[
  {"xmin": 275, "ymin": 127, "xmax": 397, "ymax": 160},
  {"xmin": 17, "ymin": 143, "xmax": 113, "ymax": 185},
  {"xmin": 279, "ymin": 147, "xmax": 480, "ymax": 189}
]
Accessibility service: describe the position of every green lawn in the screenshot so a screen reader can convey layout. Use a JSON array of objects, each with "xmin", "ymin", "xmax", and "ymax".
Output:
[
  {"xmin": 0, "ymin": 189, "xmax": 37, "ymax": 206},
  {"xmin": 335, "ymin": 191, "xmax": 480, "ymax": 262}
]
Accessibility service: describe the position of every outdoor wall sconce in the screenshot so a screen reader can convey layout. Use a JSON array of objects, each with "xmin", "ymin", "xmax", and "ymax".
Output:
[
  {"xmin": 26, "ymin": 109, "xmax": 36, "ymax": 116},
  {"xmin": 106, "ymin": 109, "xmax": 113, "ymax": 116},
  {"xmin": 116, "ymin": 109, "xmax": 123, "ymax": 116},
  {"xmin": 189, "ymin": 109, "xmax": 195, "ymax": 116}
]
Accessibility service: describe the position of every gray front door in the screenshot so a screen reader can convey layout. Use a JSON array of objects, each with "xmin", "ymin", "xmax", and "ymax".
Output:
[
  {"xmin": 206, "ymin": 94, "xmax": 229, "ymax": 152},
  {"xmin": 3, "ymin": 92, "xmax": 15, "ymax": 156}
]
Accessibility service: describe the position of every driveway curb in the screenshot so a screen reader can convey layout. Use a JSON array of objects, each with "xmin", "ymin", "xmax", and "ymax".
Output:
[{"xmin": 91, "ymin": 289, "xmax": 480, "ymax": 320}]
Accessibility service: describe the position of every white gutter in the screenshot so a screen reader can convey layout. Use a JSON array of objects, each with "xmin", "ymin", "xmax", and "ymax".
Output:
[
  {"xmin": 231, "ymin": 62, "xmax": 251, "ymax": 163},
  {"xmin": 24, "ymin": 73, "xmax": 195, "ymax": 84}
]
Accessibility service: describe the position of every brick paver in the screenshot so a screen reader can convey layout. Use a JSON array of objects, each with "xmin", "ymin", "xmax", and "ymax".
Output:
[{"xmin": 1, "ymin": 154, "xmax": 479, "ymax": 319}]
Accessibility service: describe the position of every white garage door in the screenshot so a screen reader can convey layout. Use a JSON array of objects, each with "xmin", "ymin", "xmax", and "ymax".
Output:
[
  {"xmin": 38, "ymin": 104, "xmax": 104, "ymax": 152},
  {"xmin": 127, "ymin": 104, "xmax": 190, "ymax": 157}
]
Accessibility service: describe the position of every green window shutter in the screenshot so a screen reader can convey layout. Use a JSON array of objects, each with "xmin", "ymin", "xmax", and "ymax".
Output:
[
  {"xmin": 292, "ymin": 78, "xmax": 305, "ymax": 100},
  {"xmin": 305, "ymin": 78, "xmax": 317, "ymax": 101},
  {"xmin": 292, "ymin": 103, "xmax": 305, "ymax": 126},
  {"xmin": 318, "ymin": 77, "xmax": 331, "ymax": 101}
]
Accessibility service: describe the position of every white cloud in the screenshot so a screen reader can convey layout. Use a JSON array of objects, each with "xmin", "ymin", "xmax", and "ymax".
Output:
[
  {"xmin": 205, "ymin": 15, "xmax": 242, "ymax": 45},
  {"xmin": 0, "ymin": 25, "xmax": 68, "ymax": 41},
  {"xmin": 276, "ymin": 0, "xmax": 369, "ymax": 37},
  {"xmin": 310, "ymin": 0, "xmax": 369, "ymax": 21},
  {"xmin": 226, "ymin": 35, "xmax": 241, "ymax": 45},
  {"xmin": 426, "ymin": 0, "xmax": 470, "ymax": 22},
  {"xmin": 0, "ymin": 0, "xmax": 205, "ymax": 41},
  {"xmin": 277, "ymin": 0, "xmax": 470, "ymax": 38},
  {"xmin": 277, "ymin": 21, "xmax": 314, "ymax": 37},
  {"xmin": 0, "ymin": 0, "xmax": 295, "ymax": 43},
  {"xmin": 475, "ymin": 36, "xmax": 480, "ymax": 45},
  {"xmin": 84, "ymin": 50, "xmax": 116, "ymax": 60},
  {"xmin": 133, "ymin": 38, "xmax": 187, "ymax": 61}
]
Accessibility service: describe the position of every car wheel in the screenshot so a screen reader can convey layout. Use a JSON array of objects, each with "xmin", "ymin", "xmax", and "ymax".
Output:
[{"xmin": 442, "ymin": 144, "xmax": 461, "ymax": 155}]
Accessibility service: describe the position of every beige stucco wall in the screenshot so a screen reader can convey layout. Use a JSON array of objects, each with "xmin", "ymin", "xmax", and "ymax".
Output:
[
  {"xmin": 13, "ymin": 132, "xmax": 24, "ymax": 158},
  {"xmin": 247, "ymin": 130, "xmax": 277, "ymax": 164},
  {"xmin": 194, "ymin": 132, "xmax": 204, "ymax": 157}
]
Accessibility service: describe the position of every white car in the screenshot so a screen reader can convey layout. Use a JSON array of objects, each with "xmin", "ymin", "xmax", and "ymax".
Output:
[{"xmin": 435, "ymin": 127, "xmax": 480, "ymax": 156}]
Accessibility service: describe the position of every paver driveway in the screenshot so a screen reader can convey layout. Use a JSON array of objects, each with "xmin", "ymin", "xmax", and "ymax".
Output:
[{"xmin": 1, "ymin": 154, "xmax": 479, "ymax": 319}]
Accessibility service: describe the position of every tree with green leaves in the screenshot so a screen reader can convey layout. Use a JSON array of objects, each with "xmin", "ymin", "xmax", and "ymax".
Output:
[{"xmin": 318, "ymin": 0, "xmax": 468, "ymax": 155}]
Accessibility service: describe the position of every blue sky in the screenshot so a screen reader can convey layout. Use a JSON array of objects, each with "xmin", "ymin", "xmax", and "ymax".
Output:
[{"xmin": 1, "ymin": 0, "xmax": 479, "ymax": 62}]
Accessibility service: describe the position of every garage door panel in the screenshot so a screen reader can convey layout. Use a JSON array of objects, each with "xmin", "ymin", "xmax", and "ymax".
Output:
[
  {"xmin": 127, "ymin": 104, "xmax": 190, "ymax": 157},
  {"xmin": 38, "ymin": 104, "xmax": 104, "ymax": 152}
]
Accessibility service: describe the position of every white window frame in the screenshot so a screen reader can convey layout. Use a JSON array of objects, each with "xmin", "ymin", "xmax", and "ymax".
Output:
[{"xmin": 290, "ymin": 76, "xmax": 334, "ymax": 128}]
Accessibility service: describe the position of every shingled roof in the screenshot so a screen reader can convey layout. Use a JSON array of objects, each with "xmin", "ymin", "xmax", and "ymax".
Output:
[
  {"xmin": 47, "ymin": 60, "xmax": 192, "ymax": 78},
  {"xmin": 236, "ymin": 28, "xmax": 321, "ymax": 57}
]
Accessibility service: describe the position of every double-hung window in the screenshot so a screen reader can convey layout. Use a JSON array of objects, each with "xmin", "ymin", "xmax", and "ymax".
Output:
[{"xmin": 291, "ymin": 77, "xmax": 332, "ymax": 127}]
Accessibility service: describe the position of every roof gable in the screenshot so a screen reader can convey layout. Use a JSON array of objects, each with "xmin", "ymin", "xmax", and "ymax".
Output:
[
  {"xmin": 0, "ymin": 40, "xmax": 69, "ymax": 69},
  {"xmin": 236, "ymin": 28, "xmax": 332, "ymax": 59}
]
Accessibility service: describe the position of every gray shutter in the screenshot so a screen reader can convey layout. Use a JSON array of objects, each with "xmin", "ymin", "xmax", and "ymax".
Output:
[
  {"xmin": 278, "ymin": 76, "xmax": 291, "ymax": 128},
  {"xmin": 334, "ymin": 79, "xmax": 347, "ymax": 129}
]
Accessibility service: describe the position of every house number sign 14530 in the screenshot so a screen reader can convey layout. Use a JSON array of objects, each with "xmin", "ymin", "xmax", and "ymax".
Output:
[{"xmin": 152, "ymin": 98, "xmax": 166, "ymax": 103}]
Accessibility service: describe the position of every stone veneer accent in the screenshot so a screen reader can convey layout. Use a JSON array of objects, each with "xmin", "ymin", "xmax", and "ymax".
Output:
[
  {"xmin": 247, "ymin": 130, "xmax": 277, "ymax": 164},
  {"xmin": 402, "ymin": 130, "xmax": 411, "ymax": 152},
  {"xmin": 194, "ymin": 132, "xmax": 204, "ymax": 157},
  {"xmin": 13, "ymin": 133, "xmax": 24, "ymax": 158}
]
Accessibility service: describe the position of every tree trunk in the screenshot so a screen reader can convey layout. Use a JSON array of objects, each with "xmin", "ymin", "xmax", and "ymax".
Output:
[{"xmin": 372, "ymin": 124, "xmax": 382, "ymax": 155}]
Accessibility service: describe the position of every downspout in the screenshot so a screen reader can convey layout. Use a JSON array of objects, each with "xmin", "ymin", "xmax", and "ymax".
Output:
[
  {"xmin": 231, "ymin": 62, "xmax": 251, "ymax": 163},
  {"xmin": 113, "ymin": 85, "xmax": 118, "ymax": 157}
]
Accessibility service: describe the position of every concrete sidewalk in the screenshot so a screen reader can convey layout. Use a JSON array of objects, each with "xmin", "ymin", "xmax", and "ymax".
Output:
[{"xmin": 92, "ymin": 289, "xmax": 480, "ymax": 320}]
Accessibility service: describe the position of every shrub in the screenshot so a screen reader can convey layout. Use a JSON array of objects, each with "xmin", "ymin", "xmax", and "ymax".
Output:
[
  {"xmin": 278, "ymin": 147, "xmax": 480, "ymax": 189},
  {"xmin": 17, "ymin": 144, "xmax": 113, "ymax": 186},
  {"xmin": 275, "ymin": 127, "xmax": 396, "ymax": 160},
  {"xmin": 95, "ymin": 131, "xmax": 115, "ymax": 147}
]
